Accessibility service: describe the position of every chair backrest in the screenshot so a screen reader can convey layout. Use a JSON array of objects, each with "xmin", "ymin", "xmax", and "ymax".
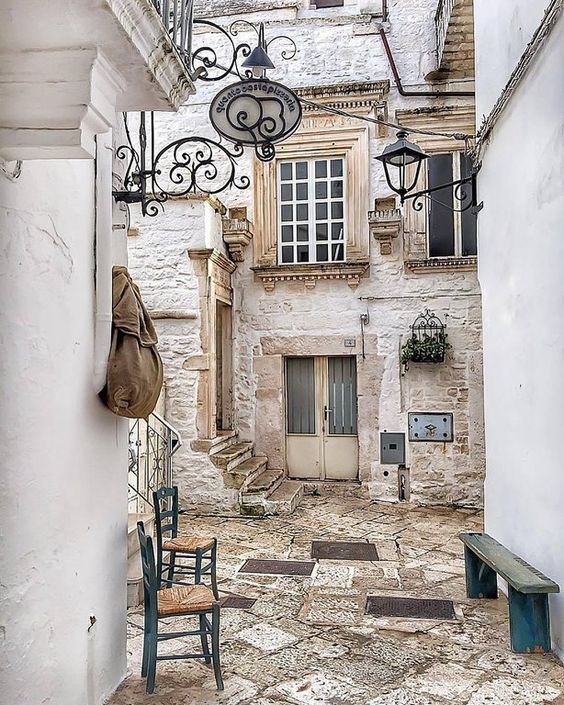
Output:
[
  {"xmin": 137, "ymin": 521, "xmax": 158, "ymax": 615},
  {"xmin": 153, "ymin": 486, "xmax": 179, "ymax": 546}
]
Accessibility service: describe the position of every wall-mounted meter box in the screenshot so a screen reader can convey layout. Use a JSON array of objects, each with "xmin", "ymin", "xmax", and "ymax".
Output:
[
  {"xmin": 408, "ymin": 412, "xmax": 453, "ymax": 442},
  {"xmin": 380, "ymin": 432, "xmax": 406, "ymax": 465}
]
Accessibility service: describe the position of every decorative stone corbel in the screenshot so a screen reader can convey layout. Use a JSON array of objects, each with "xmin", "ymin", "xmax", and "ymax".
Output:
[
  {"xmin": 222, "ymin": 207, "xmax": 254, "ymax": 263},
  {"xmin": 368, "ymin": 197, "xmax": 403, "ymax": 255}
]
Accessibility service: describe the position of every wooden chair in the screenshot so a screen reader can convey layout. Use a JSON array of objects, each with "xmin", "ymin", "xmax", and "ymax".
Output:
[
  {"xmin": 137, "ymin": 521, "xmax": 224, "ymax": 694},
  {"xmin": 153, "ymin": 486, "xmax": 219, "ymax": 599}
]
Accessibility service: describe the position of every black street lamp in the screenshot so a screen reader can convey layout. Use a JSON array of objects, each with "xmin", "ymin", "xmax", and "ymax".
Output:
[{"xmin": 376, "ymin": 130, "xmax": 482, "ymax": 213}]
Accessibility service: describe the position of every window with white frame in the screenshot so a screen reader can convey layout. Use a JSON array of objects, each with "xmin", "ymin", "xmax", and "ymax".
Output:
[
  {"xmin": 427, "ymin": 152, "xmax": 477, "ymax": 258},
  {"xmin": 278, "ymin": 157, "xmax": 346, "ymax": 264}
]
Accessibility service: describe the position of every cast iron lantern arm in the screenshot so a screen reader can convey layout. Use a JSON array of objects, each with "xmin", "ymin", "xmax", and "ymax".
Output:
[{"xmin": 406, "ymin": 169, "xmax": 482, "ymax": 214}]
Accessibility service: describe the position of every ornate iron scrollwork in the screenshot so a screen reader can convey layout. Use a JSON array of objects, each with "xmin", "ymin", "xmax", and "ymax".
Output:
[{"xmin": 410, "ymin": 173, "xmax": 478, "ymax": 213}]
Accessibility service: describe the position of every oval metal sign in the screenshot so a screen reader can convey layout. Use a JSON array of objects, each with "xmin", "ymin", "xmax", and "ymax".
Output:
[{"xmin": 209, "ymin": 79, "xmax": 302, "ymax": 161}]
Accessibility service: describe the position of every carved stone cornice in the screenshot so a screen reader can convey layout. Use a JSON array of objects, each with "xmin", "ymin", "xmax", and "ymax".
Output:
[
  {"xmin": 294, "ymin": 80, "xmax": 389, "ymax": 104},
  {"xmin": 189, "ymin": 248, "xmax": 237, "ymax": 274},
  {"xmin": 252, "ymin": 261, "xmax": 369, "ymax": 292},
  {"xmin": 368, "ymin": 207, "xmax": 403, "ymax": 255},
  {"xmin": 405, "ymin": 256, "xmax": 477, "ymax": 273},
  {"xmin": 222, "ymin": 207, "xmax": 254, "ymax": 263}
]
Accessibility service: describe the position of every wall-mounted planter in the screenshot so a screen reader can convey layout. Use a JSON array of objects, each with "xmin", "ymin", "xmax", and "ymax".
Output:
[{"xmin": 401, "ymin": 310, "xmax": 450, "ymax": 370}]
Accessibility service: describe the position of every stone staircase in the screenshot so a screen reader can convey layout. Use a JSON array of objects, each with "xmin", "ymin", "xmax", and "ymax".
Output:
[{"xmin": 208, "ymin": 432, "xmax": 303, "ymax": 516}]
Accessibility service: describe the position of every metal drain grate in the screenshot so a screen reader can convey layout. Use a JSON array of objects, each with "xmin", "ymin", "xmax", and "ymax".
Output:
[
  {"xmin": 239, "ymin": 559, "xmax": 316, "ymax": 576},
  {"xmin": 311, "ymin": 541, "xmax": 379, "ymax": 561},
  {"xmin": 221, "ymin": 595, "xmax": 257, "ymax": 609},
  {"xmin": 365, "ymin": 595, "xmax": 456, "ymax": 620}
]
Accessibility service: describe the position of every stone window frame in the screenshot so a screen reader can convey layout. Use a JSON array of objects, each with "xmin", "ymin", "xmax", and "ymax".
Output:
[
  {"xmin": 397, "ymin": 105, "xmax": 477, "ymax": 274},
  {"xmin": 252, "ymin": 120, "xmax": 371, "ymax": 290}
]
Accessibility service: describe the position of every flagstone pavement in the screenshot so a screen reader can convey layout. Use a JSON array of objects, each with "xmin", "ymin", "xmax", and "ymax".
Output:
[{"xmin": 110, "ymin": 491, "xmax": 564, "ymax": 705}]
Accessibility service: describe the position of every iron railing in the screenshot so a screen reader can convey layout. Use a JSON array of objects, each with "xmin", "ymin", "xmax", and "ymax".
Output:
[
  {"xmin": 128, "ymin": 412, "xmax": 182, "ymax": 514},
  {"xmin": 434, "ymin": 0, "xmax": 454, "ymax": 67},
  {"xmin": 152, "ymin": 0, "xmax": 195, "ymax": 70}
]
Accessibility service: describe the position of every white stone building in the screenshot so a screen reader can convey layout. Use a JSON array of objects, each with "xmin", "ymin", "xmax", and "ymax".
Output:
[
  {"xmin": 128, "ymin": 0, "xmax": 484, "ymax": 515},
  {"xmin": 474, "ymin": 0, "xmax": 564, "ymax": 659},
  {"xmin": 0, "ymin": 2, "xmax": 193, "ymax": 703}
]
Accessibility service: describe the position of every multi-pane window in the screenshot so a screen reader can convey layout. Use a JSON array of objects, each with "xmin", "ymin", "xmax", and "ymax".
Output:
[
  {"xmin": 427, "ymin": 152, "xmax": 477, "ymax": 258},
  {"xmin": 278, "ymin": 157, "xmax": 346, "ymax": 265}
]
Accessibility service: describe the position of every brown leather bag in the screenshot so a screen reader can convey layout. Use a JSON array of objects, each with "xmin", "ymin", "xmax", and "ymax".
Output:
[{"xmin": 100, "ymin": 266, "xmax": 163, "ymax": 418}]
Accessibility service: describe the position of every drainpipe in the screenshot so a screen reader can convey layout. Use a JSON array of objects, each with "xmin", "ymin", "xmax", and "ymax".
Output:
[{"xmin": 378, "ymin": 27, "xmax": 474, "ymax": 98}]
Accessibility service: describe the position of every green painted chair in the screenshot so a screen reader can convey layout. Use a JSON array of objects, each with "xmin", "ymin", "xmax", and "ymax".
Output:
[
  {"xmin": 153, "ymin": 486, "xmax": 219, "ymax": 599},
  {"xmin": 137, "ymin": 521, "xmax": 224, "ymax": 694}
]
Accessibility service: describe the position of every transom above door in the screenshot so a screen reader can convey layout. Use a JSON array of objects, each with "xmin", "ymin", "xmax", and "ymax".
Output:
[{"xmin": 285, "ymin": 356, "xmax": 358, "ymax": 480}]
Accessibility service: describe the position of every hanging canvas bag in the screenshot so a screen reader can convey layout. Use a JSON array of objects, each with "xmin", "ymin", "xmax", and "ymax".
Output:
[{"xmin": 100, "ymin": 266, "xmax": 163, "ymax": 418}]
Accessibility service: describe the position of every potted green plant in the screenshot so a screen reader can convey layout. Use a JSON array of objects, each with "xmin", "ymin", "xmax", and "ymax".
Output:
[{"xmin": 401, "ymin": 332, "xmax": 450, "ymax": 370}]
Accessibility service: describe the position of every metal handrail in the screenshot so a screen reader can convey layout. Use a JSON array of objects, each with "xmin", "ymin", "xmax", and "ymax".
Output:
[
  {"xmin": 151, "ymin": 0, "xmax": 195, "ymax": 70},
  {"xmin": 128, "ymin": 412, "xmax": 182, "ymax": 514}
]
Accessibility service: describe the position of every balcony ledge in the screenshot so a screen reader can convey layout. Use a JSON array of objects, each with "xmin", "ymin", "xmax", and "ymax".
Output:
[{"xmin": 252, "ymin": 261, "xmax": 370, "ymax": 291}]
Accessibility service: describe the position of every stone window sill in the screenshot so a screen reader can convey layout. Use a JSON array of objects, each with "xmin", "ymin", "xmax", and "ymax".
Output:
[
  {"xmin": 251, "ymin": 261, "xmax": 369, "ymax": 291},
  {"xmin": 405, "ymin": 257, "xmax": 477, "ymax": 273}
]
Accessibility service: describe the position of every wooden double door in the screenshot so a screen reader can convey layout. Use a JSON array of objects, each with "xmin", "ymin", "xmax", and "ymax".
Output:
[{"xmin": 285, "ymin": 356, "xmax": 358, "ymax": 480}]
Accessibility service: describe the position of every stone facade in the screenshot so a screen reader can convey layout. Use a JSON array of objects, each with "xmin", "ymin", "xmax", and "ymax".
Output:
[{"xmin": 129, "ymin": 0, "xmax": 484, "ymax": 511}]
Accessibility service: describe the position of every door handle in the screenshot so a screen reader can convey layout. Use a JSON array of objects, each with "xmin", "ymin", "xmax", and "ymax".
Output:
[{"xmin": 324, "ymin": 406, "xmax": 333, "ymax": 420}]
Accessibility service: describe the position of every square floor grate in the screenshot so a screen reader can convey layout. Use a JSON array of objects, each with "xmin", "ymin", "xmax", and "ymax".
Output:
[
  {"xmin": 311, "ymin": 541, "xmax": 379, "ymax": 561},
  {"xmin": 239, "ymin": 559, "xmax": 316, "ymax": 576},
  {"xmin": 221, "ymin": 595, "xmax": 257, "ymax": 609},
  {"xmin": 365, "ymin": 595, "xmax": 456, "ymax": 620}
]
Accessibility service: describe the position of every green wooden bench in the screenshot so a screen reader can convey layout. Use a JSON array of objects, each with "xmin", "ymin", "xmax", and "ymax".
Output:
[{"xmin": 459, "ymin": 532, "xmax": 559, "ymax": 653}]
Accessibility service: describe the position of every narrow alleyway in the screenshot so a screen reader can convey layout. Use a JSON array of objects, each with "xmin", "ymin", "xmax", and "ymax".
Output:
[{"xmin": 112, "ymin": 494, "xmax": 564, "ymax": 705}]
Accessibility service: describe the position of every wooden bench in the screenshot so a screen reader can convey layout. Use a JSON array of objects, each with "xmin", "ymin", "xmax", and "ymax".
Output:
[{"xmin": 459, "ymin": 532, "xmax": 559, "ymax": 653}]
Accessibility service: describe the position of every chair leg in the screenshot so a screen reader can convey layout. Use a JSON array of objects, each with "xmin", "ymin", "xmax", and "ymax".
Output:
[
  {"xmin": 146, "ymin": 623, "xmax": 158, "ymax": 694},
  {"xmin": 210, "ymin": 541, "xmax": 219, "ymax": 600},
  {"xmin": 195, "ymin": 549, "xmax": 203, "ymax": 586},
  {"xmin": 200, "ymin": 614, "xmax": 212, "ymax": 665},
  {"xmin": 166, "ymin": 550, "xmax": 176, "ymax": 588},
  {"xmin": 211, "ymin": 603, "xmax": 224, "ymax": 691},
  {"xmin": 141, "ymin": 625, "xmax": 149, "ymax": 677}
]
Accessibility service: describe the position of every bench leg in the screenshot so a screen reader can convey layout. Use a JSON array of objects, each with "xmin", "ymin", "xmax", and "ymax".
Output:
[
  {"xmin": 464, "ymin": 546, "xmax": 498, "ymax": 598},
  {"xmin": 508, "ymin": 588, "xmax": 551, "ymax": 653}
]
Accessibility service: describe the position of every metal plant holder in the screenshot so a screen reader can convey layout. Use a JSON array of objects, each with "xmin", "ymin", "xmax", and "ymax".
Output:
[{"xmin": 401, "ymin": 309, "xmax": 450, "ymax": 369}]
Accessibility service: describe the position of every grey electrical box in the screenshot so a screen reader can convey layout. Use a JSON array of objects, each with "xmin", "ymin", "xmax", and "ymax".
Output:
[
  {"xmin": 380, "ymin": 432, "xmax": 406, "ymax": 464},
  {"xmin": 408, "ymin": 412, "xmax": 454, "ymax": 442}
]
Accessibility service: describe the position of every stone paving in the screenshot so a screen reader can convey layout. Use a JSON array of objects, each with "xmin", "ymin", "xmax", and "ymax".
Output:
[{"xmin": 111, "ymin": 492, "xmax": 564, "ymax": 705}]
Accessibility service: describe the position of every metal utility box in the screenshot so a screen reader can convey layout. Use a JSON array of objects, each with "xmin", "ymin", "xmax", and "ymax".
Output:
[
  {"xmin": 380, "ymin": 432, "xmax": 406, "ymax": 465},
  {"xmin": 408, "ymin": 412, "xmax": 453, "ymax": 442}
]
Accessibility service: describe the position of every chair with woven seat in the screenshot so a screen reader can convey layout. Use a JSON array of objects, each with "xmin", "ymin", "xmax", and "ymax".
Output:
[
  {"xmin": 137, "ymin": 521, "xmax": 224, "ymax": 694},
  {"xmin": 153, "ymin": 486, "xmax": 219, "ymax": 599}
]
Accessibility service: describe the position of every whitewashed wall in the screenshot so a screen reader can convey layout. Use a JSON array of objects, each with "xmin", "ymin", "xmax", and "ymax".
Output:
[
  {"xmin": 475, "ymin": 4, "xmax": 564, "ymax": 657},
  {"xmin": 0, "ymin": 157, "xmax": 129, "ymax": 704},
  {"xmin": 130, "ymin": 0, "xmax": 484, "ymax": 509}
]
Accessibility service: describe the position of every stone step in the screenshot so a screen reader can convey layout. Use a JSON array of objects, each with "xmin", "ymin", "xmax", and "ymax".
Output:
[
  {"xmin": 210, "ymin": 441, "xmax": 253, "ymax": 471},
  {"xmin": 224, "ymin": 455, "xmax": 268, "ymax": 490},
  {"xmin": 191, "ymin": 430, "xmax": 237, "ymax": 454},
  {"xmin": 244, "ymin": 468, "xmax": 284, "ymax": 495},
  {"xmin": 266, "ymin": 480, "xmax": 304, "ymax": 515}
]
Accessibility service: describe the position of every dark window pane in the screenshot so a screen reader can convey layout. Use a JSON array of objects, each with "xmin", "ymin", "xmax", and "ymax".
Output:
[
  {"xmin": 332, "ymin": 242, "xmax": 344, "ymax": 261},
  {"xmin": 296, "ymin": 161, "xmax": 308, "ymax": 179},
  {"xmin": 327, "ymin": 356, "xmax": 357, "ymax": 435},
  {"xmin": 316, "ymin": 244, "xmax": 329, "ymax": 261},
  {"xmin": 315, "ymin": 182, "xmax": 328, "ymax": 199},
  {"xmin": 281, "ymin": 225, "xmax": 293, "ymax": 242},
  {"xmin": 296, "ymin": 183, "xmax": 308, "ymax": 201},
  {"xmin": 280, "ymin": 163, "xmax": 292, "ymax": 181},
  {"xmin": 296, "ymin": 204, "xmax": 308, "ymax": 221},
  {"xmin": 286, "ymin": 357, "xmax": 315, "ymax": 434},
  {"xmin": 281, "ymin": 246, "xmax": 294, "ymax": 263},
  {"xmin": 316, "ymin": 203, "xmax": 328, "ymax": 220},
  {"xmin": 315, "ymin": 160, "xmax": 327, "ymax": 178},
  {"xmin": 330, "ymin": 159, "xmax": 343, "ymax": 177},
  {"xmin": 331, "ymin": 180, "xmax": 343, "ymax": 198},
  {"xmin": 316, "ymin": 223, "xmax": 328, "ymax": 240},
  {"xmin": 297, "ymin": 245, "xmax": 309, "ymax": 262},
  {"xmin": 460, "ymin": 153, "xmax": 477, "ymax": 256},
  {"xmin": 281, "ymin": 205, "xmax": 293, "ymax": 222},
  {"xmin": 281, "ymin": 183, "xmax": 293, "ymax": 201},
  {"xmin": 331, "ymin": 202, "xmax": 343, "ymax": 219},
  {"xmin": 331, "ymin": 222, "xmax": 344, "ymax": 240},
  {"xmin": 297, "ymin": 224, "xmax": 309, "ymax": 241},
  {"xmin": 428, "ymin": 154, "xmax": 454, "ymax": 257}
]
